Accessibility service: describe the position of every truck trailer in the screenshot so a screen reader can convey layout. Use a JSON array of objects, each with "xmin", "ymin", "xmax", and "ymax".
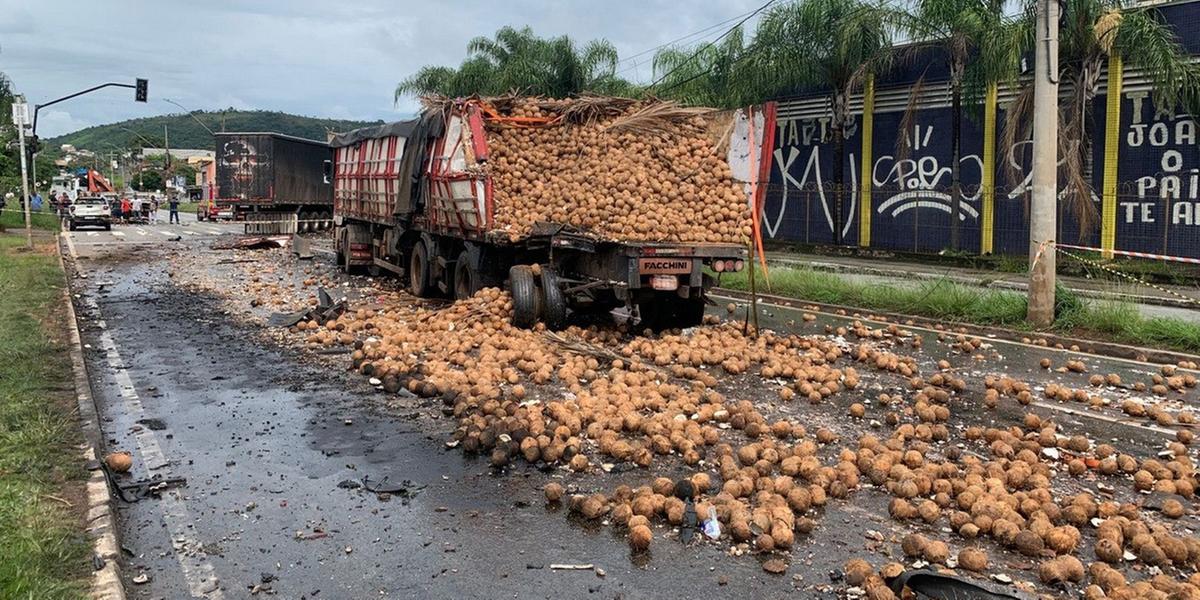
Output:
[
  {"xmin": 214, "ymin": 132, "xmax": 334, "ymax": 233},
  {"xmin": 331, "ymin": 98, "xmax": 773, "ymax": 330}
]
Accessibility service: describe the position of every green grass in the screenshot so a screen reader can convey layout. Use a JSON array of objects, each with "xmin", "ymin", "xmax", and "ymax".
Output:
[
  {"xmin": 1, "ymin": 209, "xmax": 62, "ymax": 231},
  {"xmin": 720, "ymin": 266, "xmax": 1200, "ymax": 354},
  {"xmin": 0, "ymin": 235, "xmax": 89, "ymax": 599},
  {"xmin": 176, "ymin": 202, "xmax": 199, "ymax": 215}
]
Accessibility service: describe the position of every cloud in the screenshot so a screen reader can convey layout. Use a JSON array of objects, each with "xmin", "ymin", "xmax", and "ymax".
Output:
[{"xmin": 2, "ymin": 0, "xmax": 761, "ymax": 137}]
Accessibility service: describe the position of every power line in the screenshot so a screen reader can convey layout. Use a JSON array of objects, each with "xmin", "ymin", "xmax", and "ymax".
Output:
[
  {"xmin": 613, "ymin": 7, "xmax": 767, "ymax": 76},
  {"xmin": 646, "ymin": 0, "xmax": 781, "ymax": 91}
]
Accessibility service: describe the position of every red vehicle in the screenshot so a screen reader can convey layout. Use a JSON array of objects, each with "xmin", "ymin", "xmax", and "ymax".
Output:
[
  {"xmin": 331, "ymin": 99, "xmax": 771, "ymax": 330},
  {"xmin": 196, "ymin": 198, "xmax": 234, "ymax": 221}
]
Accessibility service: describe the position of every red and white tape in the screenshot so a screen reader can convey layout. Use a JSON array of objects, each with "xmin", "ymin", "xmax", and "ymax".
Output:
[{"xmin": 1054, "ymin": 243, "xmax": 1200, "ymax": 265}]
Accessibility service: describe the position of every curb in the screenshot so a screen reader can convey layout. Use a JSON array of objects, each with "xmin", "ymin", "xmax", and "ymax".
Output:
[
  {"xmin": 58, "ymin": 234, "xmax": 127, "ymax": 600},
  {"xmin": 712, "ymin": 287, "xmax": 1200, "ymax": 368},
  {"xmin": 766, "ymin": 256, "xmax": 1199, "ymax": 311}
]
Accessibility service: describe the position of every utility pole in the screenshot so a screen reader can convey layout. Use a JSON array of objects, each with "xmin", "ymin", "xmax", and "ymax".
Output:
[
  {"xmin": 13, "ymin": 98, "xmax": 33, "ymax": 248},
  {"xmin": 1027, "ymin": 0, "xmax": 1059, "ymax": 327}
]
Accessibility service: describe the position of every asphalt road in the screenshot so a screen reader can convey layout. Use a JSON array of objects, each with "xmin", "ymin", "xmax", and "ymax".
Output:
[
  {"xmin": 66, "ymin": 232, "xmax": 1197, "ymax": 599},
  {"xmin": 63, "ymin": 211, "xmax": 242, "ymax": 255}
]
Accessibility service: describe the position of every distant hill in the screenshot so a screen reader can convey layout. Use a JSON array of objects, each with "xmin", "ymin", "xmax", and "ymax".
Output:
[{"xmin": 46, "ymin": 110, "xmax": 385, "ymax": 153}]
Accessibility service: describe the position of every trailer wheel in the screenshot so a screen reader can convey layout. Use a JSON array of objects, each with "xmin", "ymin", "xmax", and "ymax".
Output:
[
  {"xmin": 408, "ymin": 240, "xmax": 434, "ymax": 297},
  {"xmin": 539, "ymin": 268, "xmax": 568, "ymax": 331},
  {"xmin": 509, "ymin": 265, "xmax": 540, "ymax": 329},
  {"xmin": 453, "ymin": 251, "xmax": 480, "ymax": 301}
]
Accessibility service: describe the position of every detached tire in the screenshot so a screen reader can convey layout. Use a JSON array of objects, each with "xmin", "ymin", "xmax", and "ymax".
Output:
[
  {"xmin": 539, "ymin": 268, "xmax": 568, "ymax": 331},
  {"xmin": 453, "ymin": 250, "xmax": 480, "ymax": 301},
  {"xmin": 509, "ymin": 265, "xmax": 540, "ymax": 329},
  {"xmin": 409, "ymin": 240, "xmax": 434, "ymax": 298}
]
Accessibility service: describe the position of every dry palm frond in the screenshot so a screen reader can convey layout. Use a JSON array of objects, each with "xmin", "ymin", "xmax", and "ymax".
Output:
[
  {"xmin": 1095, "ymin": 10, "xmax": 1123, "ymax": 56},
  {"xmin": 419, "ymin": 94, "xmax": 454, "ymax": 113},
  {"xmin": 605, "ymin": 101, "xmax": 716, "ymax": 136},
  {"xmin": 558, "ymin": 94, "xmax": 640, "ymax": 125},
  {"xmin": 541, "ymin": 330, "xmax": 705, "ymax": 384},
  {"xmin": 895, "ymin": 74, "xmax": 928, "ymax": 163},
  {"xmin": 1000, "ymin": 83, "xmax": 1036, "ymax": 189}
]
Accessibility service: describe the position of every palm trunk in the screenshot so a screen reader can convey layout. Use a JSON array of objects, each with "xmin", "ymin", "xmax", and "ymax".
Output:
[
  {"xmin": 833, "ymin": 127, "xmax": 845, "ymax": 245},
  {"xmin": 949, "ymin": 61, "xmax": 964, "ymax": 251},
  {"xmin": 832, "ymin": 90, "xmax": 848, "ymax": 245}
]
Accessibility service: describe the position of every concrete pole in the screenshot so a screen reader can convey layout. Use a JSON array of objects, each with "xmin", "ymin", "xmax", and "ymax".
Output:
[
  {"xmin": 17, "ymin": 118, "xmax": 33, "ymax": 248},
  {"xmin": 1027, "ymin": 0, "xmax": 1059, "ymax": 327}
]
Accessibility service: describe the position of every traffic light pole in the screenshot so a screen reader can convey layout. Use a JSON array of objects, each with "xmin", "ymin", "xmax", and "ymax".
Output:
[{"xmin": 28, "ymin": 79, "xmax": 147, "ymax": 195}]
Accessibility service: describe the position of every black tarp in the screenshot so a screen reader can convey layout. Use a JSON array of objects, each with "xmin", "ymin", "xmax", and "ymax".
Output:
[{"xmin": 329, "ymin": 113, "xmax": 445, "ymax": 220}]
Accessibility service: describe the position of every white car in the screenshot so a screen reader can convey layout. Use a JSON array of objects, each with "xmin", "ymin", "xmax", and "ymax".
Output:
[{"xmin": 67, "ymin": 196, "xmax": 112, "ymax": 231}]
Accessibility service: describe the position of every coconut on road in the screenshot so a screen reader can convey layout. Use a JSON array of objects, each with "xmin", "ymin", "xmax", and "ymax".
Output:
[{"xmin": 70, "ymin": 235, "xmax": 1200, "ymax": 599}]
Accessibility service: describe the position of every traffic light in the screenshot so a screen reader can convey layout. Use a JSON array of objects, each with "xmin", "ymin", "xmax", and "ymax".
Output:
[{"xmin": 135, "ymin": 78, "xmax": 148, "ymax": 102}]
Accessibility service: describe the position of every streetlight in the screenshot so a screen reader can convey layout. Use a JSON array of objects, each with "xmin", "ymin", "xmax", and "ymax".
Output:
[{"xmin": 163, "ymin": 99, "xmax": 215, "ymax": 135}]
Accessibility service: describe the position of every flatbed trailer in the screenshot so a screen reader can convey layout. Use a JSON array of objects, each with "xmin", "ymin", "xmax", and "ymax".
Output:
[{"xmin": 332, "ymin": 101, "xmax": 769, "ymax": 330}]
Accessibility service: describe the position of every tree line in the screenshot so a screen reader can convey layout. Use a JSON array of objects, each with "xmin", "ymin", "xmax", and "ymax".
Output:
[{"xmin": 396, "ymin": 0, "xmax": 1200, "ymax": 245}]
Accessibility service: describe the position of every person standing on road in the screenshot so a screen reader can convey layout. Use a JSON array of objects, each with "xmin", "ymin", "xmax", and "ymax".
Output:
[
  {"xmin": 168, "ymin": 193, "xmax": 180, "ymax": 224},
  {"xmin": 120, "ymin": 196, "xmax": 132, "ymax": 224},
  {"xmin": 149, "ymin": 196, "xmax": 159, "ymax": 224}
]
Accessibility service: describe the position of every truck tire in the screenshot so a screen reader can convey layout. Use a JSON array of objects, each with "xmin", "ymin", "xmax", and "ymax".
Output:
[
  {"xmin": 409, "ymin": 240, "xmax": 434, "ymax": 297},
  {"xmin": 453, "ymin": 250, "xmax": 480, "ymax": 301},
  {"xmin": 509, "ymin": 265, "xmax": 540, "ymax": 329},
  {"xmin": 539, "ymin": 268, "xmax": 568, "ymax": 331}
]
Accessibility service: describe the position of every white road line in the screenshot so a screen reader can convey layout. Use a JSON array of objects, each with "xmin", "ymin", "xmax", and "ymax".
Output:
[
  {"xmin": 87, "ymin": 231, "xmax": 98, "ymax": 237},
  {"xmin": 206, "ymin": 229, "xmax": 221, "ymax": 235},
  {"xmin": 62, "ymin": 231, "xmax": 77, "ymax": 259},
  {"xmin": 111, "ymin": 231, "xmax": 125, "ymax": 237},
  {"xmin": 159, "ymin": 230, "xmax": 173, "ymax": 236},
  {"xmin": 86, "ymin": 296, "xmax": 225, "ymax": 599},
  {"xmin": 137, "ymin": 229, "xmax": 147, "ymax": 236},
  {"xmin": 185, "ymin": 230, "xmax": 199, "ymax": 236}
]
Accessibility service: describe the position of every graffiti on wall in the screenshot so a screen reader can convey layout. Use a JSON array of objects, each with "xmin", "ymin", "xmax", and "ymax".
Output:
[
  {"xmin": 1125, "ymin": 91, "xmax": 1200, "ymax": 227},
  {"xmin": 871, "ymin": 123, "xmax": 983, "ymax": 222},
  {"xmin": 767, "ymin": 115, "xmax": 859, "ymax": 240}
]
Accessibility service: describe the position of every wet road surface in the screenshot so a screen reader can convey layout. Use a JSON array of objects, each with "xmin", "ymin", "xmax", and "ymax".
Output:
[
  {"xmin": 70, "ymin": 242, "xmax": 790, "ymax": 599},
  {"xmin": 68, "ymin": 234, "xmax": 1198, "ymax": 599}
]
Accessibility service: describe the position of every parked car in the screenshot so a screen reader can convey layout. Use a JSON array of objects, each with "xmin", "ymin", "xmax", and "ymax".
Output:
[{"xmin": 67, "ymin": 196, "xmax": 112, "ymax": 231}]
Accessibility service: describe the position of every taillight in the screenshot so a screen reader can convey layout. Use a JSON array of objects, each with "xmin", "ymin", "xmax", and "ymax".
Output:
[
  {"xmin": 713, "ymin": 260, "xmax": 726, "ymax": 272},
  {"xmin": 733, "ymin": 260, "xmax": 745, "ymax": 272}
]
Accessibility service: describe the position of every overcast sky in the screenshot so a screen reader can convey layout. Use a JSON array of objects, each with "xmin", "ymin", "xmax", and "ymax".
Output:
[{"xmin": 1, "ymin": 0, "xmax": 760, "ymax": 138}]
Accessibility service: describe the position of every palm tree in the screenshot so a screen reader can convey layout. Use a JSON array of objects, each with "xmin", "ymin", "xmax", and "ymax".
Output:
[
  {"xmin": 1004, "ymin": 0, "xmax": 1200, "ymax": 231},
  {"xmin": 651, "ymin": 26, "xmax": 753, "ymax": 108},
  {"xmin": 396, "ymin": 26, "xmax": 637, "ymax": 100},
  {"xmin": 749, "ymin": 0, "xmax": 895, "ymax": 244},
  {"xmin": 900, "ymin": 0, "xmax": 1017, "ymax": 250}
]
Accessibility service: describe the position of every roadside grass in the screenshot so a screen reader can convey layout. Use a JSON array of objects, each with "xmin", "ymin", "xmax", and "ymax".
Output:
[
  {"xmin": 0, "ymin": 235, "xmax": 89, "ymax": 599},
  {"xmin": 718, "ymin": 266, "xmax": 1200, "ymax": 355},
  {"xmin": 176, "ymin": 201, "xmax": 199, "ymax": 214},
  {"xmin": 1, "ymin": 209, "xmax": 62, "ymax": 231}
]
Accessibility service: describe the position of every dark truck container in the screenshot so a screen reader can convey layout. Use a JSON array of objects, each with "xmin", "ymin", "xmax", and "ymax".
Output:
[
  {"xmin": 331, "ymin": 100, "xmax": 770, "ymax": 330},
  {"xmin": 214, "ymin": 132, "xmax": 334, "ymax": 233}
]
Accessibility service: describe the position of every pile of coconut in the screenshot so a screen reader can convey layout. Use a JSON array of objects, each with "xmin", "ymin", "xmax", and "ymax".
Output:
[
  {"xmin": 430, "ymin": 95, "xmax": 754, "ymax": 245},
  {"xmin": 269, "ymin": 273, "xmax": 1200, "ymax": 598}
]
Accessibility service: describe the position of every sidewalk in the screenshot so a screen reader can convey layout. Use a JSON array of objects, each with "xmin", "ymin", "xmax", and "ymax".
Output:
[{"xmin": 763, "ymin": 250, "xmax": 1200, "ymax": 321}]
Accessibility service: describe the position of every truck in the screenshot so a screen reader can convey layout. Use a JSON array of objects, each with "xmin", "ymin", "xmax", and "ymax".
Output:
[
  {"xmin": 331, "ymin": 98, "xmax": 773, "ymax": 330},
  {"xmin": 49, "ymin": 168, "xmax": 115, "ymax": 207},
  {"xmin": 214, "ymin": 132, "xmax": 334, "ymax": 233}
]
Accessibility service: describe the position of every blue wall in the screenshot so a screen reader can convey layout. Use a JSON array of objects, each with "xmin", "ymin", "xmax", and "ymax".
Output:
[{"xmin": 763, "ymin": 0, "xmax": 1200, "ymax": 259}]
